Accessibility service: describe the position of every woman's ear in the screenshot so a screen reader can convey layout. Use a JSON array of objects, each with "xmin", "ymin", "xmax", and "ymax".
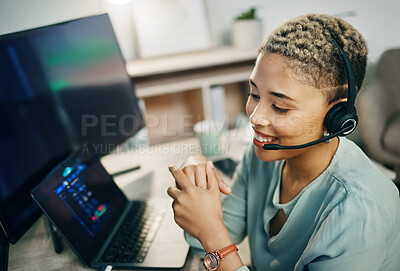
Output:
[{"xmin": 326, "ymin": 98, "xmax": 347, "ymax": 113}]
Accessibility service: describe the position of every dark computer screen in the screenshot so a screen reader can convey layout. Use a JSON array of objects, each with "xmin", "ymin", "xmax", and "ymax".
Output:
[
  {"xmin": 0, "ymin": 228, "xmax": 8, "ymax": 271},
  {"xmin": 0, "ymin": 13, "xmax": 144, "ymax": 243}
]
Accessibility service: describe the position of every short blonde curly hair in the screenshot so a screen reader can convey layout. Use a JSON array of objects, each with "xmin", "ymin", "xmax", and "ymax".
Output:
[{"xmin": 259, "ymin": 13, "xmax": 368, "ymax": 104}]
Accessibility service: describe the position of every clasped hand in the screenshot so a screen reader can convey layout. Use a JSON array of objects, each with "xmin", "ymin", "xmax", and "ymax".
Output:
[{"xmin": 167, "ymin": 157, "xmax": 232, "ymax": 242}]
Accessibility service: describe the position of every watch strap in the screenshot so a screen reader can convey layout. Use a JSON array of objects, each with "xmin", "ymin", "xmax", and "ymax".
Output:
[{"xmin": 216, "ymin": 244, "xmax": 238, "ymax": 260}]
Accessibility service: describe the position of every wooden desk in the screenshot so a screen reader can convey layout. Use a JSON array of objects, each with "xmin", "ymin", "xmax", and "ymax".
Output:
[{"xmin": 8, "ymin": 129, "xmax": 252, "ymax": 270}]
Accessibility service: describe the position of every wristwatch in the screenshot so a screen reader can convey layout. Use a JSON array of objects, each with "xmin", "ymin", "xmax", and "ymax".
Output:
[{"xmin": 203, "ymin": 244, "xmax": 238, "ymax": 270}]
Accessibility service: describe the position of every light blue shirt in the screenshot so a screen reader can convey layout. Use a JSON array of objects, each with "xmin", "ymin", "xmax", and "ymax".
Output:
[{"xmin": 185, "ymin": 138, "xmax": 400, "ymax": 270}]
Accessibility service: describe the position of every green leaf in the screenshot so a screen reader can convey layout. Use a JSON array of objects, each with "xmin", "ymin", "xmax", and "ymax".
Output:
[{"xmin": 235, "ymin": 7, "xmax": 257, "ymax": 20}]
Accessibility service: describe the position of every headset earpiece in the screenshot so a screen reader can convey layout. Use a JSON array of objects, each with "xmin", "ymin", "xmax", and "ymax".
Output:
[{"xmin": 324, "ymin": 102, "xmax": 358, "ymax": 135}]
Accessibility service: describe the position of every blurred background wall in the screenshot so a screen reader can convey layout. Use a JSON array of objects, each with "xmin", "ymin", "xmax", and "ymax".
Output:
[{"xmin": 1, "ymin": 0, "xmax": 399, "ymax": 62}]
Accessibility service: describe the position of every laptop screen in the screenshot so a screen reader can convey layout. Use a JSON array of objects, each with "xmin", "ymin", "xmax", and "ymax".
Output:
[{"xmin": 31, "ymin": 147, "xmax": 129, "ymax": 265}]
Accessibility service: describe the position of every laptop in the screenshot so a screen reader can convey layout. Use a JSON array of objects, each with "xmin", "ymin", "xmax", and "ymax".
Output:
[{"xmin": 31, "ymin": 146, "xmax": 189, "ymax": 269}]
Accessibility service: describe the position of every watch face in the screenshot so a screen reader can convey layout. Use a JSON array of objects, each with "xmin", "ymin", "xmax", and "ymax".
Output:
[{"xmin": 204, "ymin": 253, "xmax": 219, "ymax": 270}]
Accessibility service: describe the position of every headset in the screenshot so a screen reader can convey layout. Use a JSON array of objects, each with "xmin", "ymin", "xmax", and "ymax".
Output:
[{"xmin": 263, "ymin": 34, "xmax": 358, "ymax": 150}]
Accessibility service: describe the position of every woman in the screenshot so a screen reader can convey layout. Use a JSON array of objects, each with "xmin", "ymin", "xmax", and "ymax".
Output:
[{"xmin": 167, "ymin": 14, "xmax": 400, "ymax": 271}]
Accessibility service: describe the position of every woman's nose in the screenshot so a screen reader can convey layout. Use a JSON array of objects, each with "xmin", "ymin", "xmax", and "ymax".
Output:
[{"xmin": 249, "ymin": 104, "xmax": 271, "ymax": 127}]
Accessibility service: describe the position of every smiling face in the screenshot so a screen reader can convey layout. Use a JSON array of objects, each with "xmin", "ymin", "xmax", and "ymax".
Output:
[{"xmin": 246, "ymin": 53, "xmax": 333, "ymax": 162}]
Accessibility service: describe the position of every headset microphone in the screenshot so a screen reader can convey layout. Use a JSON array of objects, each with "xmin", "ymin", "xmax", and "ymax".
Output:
[
  {"xmin": 262, "ymin": 124, "xmax": 353, "ymax": 150},
  {"xmin": 262, "ymin": 33, "xmax": 358, "ymax": 151}
]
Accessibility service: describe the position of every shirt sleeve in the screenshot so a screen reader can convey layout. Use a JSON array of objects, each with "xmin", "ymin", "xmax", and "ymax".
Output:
[
  {"xmin": 220, "ymin": 146, "xmax": 251, "ymax": 245},
  {"xmin": 300, "ymin": 194, "xmax": 395, "ymax": 271},
  {"xmin": 184, "ymin": 146, "xmax": 252, "ymax": 256},
  {"xmin": 235, "ymin": 265, "xmax": 250, "ymax": 271}
]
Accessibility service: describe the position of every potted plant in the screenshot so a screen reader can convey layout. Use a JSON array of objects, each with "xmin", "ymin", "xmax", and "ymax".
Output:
[{"xmin": 232, "ymin": 7, "xmax": 263, "ymax": 49}]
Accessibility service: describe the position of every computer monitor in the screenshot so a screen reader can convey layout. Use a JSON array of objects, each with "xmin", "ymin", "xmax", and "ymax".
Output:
[
  {"xmin": 0, "ymin": 228, "xmax": 8, "ymax": 271},
  {"xmin": 0, "ymin": 14, "xmax": 144, "ymax": 244}
]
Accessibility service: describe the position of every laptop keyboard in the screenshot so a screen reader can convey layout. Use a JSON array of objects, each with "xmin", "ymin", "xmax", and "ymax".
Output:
[{"xmin": 99, "ymin": 201, "xmax": 166, "ymax": 263}]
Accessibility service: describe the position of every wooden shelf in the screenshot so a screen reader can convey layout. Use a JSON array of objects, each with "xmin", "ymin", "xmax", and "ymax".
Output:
[
  {"xmin": 134, "ymin": 63, "xmax": 254, "ymax": 98},
  {"xmin": 125, "ymin": 46, "xmax": 257, "ymax": 144},
  {"xmin": 126, "ymin": 46, "xmax": 257, "ymax": 78}
]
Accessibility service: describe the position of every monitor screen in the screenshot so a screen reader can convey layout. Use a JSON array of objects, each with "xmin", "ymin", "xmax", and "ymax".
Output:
[
  {"xmin": 0, "ymin": 14, "xmax": 144, "ymax": 243},
  {"xmin": 0, "ymin": 228, "xmax": 8, "ymax": 271}
]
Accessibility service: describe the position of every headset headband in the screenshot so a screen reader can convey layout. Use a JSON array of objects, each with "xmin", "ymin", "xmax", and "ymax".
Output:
[{"xmin": 330, "ymin": 34, "xmax": 356, "ymax": 115}]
